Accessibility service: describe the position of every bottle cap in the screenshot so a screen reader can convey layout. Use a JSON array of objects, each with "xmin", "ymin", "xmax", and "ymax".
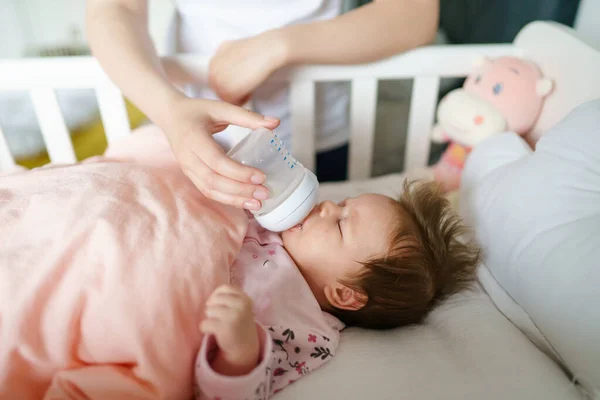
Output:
[{"xmin": 255, "ymin": 170, "xmax": 319, "ymax": 232}]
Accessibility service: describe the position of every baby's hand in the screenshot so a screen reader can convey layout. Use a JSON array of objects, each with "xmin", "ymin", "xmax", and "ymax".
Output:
[{"xmin": 200, "ymin": 285, "xmax": 260, "ymax": 376}]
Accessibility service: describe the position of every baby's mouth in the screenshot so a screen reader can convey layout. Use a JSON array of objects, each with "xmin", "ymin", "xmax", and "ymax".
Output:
[{"xmin": 288, "ymin": 205, "xmax": 318, "ymax": 232}]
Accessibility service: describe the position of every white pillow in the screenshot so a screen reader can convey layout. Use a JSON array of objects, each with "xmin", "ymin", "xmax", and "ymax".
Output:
[
  {"xmin": 278, "ymin": 285, "xmax": 582, "ymax": 400},
  {"xmin": 460, "ymin": 99, "xmax": 600, "ymax": 396}
]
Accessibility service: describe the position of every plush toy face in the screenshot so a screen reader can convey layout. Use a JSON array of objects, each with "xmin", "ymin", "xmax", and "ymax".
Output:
[
  {"xmin": 436, "ymin": 56, "xmax": 553, "ymax": 147},
  {"xmin": 464, "ymin": 57, "xmax": 552, "ymax": 134}
]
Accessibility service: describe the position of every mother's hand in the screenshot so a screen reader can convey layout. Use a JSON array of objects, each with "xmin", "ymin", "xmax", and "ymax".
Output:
[{"xmin": 163, "ymin": 96, "xmax": 280, "ymax": 210}]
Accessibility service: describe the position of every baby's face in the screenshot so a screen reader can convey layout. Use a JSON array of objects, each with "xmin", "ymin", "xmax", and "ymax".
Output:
[{"xmin": 282, "ymin": 194, "xmax": 400, "ymax": 307}]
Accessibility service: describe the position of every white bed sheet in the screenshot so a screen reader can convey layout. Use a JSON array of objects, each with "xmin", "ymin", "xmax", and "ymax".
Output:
[{"xmin": 274, "ymin": 174, "xmax": 584, "ymax": 400}]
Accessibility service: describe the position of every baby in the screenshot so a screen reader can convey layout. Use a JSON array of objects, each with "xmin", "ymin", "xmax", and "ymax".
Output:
[
  {"xmin": 195, "ymin": 182, "xmax": 480, "ymax": 399},
  {"xmin": 0, "ymin": 127, "xmax": 479, "ymax": 400}
]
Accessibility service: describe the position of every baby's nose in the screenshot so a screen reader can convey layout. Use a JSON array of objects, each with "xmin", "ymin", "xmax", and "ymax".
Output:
[{"xmin": 319, "ymin": 201, "xmax": 338, "ymax": 217}]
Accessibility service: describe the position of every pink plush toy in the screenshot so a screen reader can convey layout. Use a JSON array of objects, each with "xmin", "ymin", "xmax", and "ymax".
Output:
[{"xmin": 431, "ymin": 56, "xmax": 553, "ymax": 192}]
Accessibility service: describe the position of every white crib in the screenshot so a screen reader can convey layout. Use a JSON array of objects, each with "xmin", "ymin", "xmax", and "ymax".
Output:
[
  {"xmin": 1, "ymin": 20, "xmax": 600, "ymax": 400},
  {"xmin": 0, "ymin": 21, "xmax": 597, "ymax": 181},
  {"xmin": 0, "ymin": 27, "xmax": 519, "ymax": 178}
]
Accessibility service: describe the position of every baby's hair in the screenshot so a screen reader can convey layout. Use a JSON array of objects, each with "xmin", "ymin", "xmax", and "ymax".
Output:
[{"xmin": 332, "ymin": 179, "xmax": 481, "ymax": 330}]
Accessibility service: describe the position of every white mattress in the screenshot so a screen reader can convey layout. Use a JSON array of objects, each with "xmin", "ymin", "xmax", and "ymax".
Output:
[{"xmin": 275, "ymin": 174, "xmax": 584, "ymax": 400}]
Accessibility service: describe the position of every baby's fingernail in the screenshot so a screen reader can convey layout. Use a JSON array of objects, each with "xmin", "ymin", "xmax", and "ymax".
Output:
[
  {"xmin": 251, "ymin": 174, "xmax": 265, "ymax": 184},
  {"xmin": 244, "ymin": 200, "xmax": 261, "ymax": 210},
  {"xmin": 263, "ymin": 116, "xmax": 279, "ymax": 122},
  {"xmin": 253, "ymin": 188, "xmax": 269, "ymax": 200}
]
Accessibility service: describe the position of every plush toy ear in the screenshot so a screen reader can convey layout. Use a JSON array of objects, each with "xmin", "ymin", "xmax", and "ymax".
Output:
[
  {"xmin": 472, "ymin": 56, "xmax": 491, "ymax": 68},
  {"xmin": 536, "ymin": 78, "xmax": 553, "ymax": 97}
]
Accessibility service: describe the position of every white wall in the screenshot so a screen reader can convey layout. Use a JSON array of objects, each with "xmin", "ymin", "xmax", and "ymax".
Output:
[
  {"xmin": 20, "ymin": 0, "xmax": 86, "ymax": 48},
  {"xmin": 0, "ymin": 0, "xmax": 29, "ymax": 58},
  {"xmin": 0, "ymin": 0, "xmax": 174, "ymax": 58}
]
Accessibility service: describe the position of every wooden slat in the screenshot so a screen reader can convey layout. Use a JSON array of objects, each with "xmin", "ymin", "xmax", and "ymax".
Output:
[
  {"xmin": 349, "ymin": 78, "xmax": 378, "ymax": 180},
  {"xmin": 290, "ymin": 81, "xmax": 316, "ymax": 172},
  {"xmin": 0, "ymin": 124, "xmax": 16, "ymax": 171},
  {"xmin": 96, "ymin": 85, "xmax": 131, "ymax": 143},
  {"xmin": 404, "ymin": 77, "xmax": 440, "ymax": 171},
  {"xmin": 30, "ymin": 88, "xmax": 76, "ymax": 164}
]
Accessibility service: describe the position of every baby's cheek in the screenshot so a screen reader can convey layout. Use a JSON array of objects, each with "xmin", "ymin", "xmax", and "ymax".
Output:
[
  {"xmin": 284, "ymin": 234, "xmax": 311, "ymax": 264},
  {"xmin": 288, "ymin": 228, "xmax": 336, "ymax": 267}
]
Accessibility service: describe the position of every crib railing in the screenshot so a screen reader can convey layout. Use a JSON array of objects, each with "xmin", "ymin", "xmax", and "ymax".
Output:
[{"xmin": 0, "ymin": 43, "xmax": 522, "ymax": 178}]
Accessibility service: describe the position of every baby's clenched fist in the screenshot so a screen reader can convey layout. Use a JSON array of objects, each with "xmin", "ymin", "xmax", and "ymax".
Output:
[{"xmin": 200, "ymin": 285, "xmax": 260, "ymax": 376}]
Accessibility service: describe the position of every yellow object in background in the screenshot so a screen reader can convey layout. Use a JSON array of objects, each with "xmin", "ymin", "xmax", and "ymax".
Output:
[{"xmin": 17, "ymin": 101, "xmax": 147, "ymax": 169}]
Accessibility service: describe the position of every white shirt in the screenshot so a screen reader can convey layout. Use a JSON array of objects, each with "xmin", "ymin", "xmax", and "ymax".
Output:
[{"xmin": 166, "ymin": 0, "xmax": 350, "ymax": 152}]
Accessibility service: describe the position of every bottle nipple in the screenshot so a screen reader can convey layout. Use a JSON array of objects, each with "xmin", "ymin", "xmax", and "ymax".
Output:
[{"xmin": 289, "ymin": 223, "xmax": 303, "ymax": 232}]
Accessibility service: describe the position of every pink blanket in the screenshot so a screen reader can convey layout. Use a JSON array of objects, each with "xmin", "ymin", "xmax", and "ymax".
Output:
[{"xmin": 0, "ymin": 127, "xmax": 248, "ymax": 399}]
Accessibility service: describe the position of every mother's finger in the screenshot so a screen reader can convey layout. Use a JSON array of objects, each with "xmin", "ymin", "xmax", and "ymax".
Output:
[
  {"xmin": 194, "ymin": 156, "xmax": 268, "ymax": 200},
  {"xmin": 207, "ymin": 189, "xmax": 262, "ymax": 211},
  {"xmin": 184, "ymin": 169, "xmax": 261, "ymax": 210},
  {"xmin": 195, "ymin": 135, "xmax": 267, "ymax": 185},
  {"xmin": 207, "ymin": 100, "xmax": 280, "ymax": 130}
]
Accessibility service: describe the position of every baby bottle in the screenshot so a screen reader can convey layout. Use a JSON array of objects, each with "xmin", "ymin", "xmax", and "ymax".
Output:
[{"xmin": 214, "ymin": 127, "xmax": 319, "ymax": 232}]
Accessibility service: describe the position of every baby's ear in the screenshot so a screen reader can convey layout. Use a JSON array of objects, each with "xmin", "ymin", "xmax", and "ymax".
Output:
[{"xmin": 324, "ymin": 284, "xmax": 367, "ymax": 311}]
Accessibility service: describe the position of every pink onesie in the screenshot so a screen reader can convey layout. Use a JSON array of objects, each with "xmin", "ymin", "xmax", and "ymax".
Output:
[{"xmin": 195, "ymin": 217, "xmax": 343, "ymax": 400}]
